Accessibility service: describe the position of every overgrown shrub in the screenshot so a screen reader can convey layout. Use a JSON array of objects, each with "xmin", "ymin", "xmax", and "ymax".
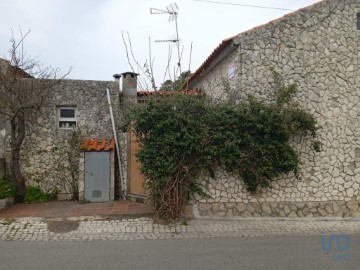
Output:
[
  {"xmin": 0, "ymin": 177, "xmax": 16, "ymax": 200},
  {"xmin": 122, "ymin": 72, "xmax": 320, "ymax": 221},
  {"xmin": 25, "ymin": 186, "xmax": 47, "ymax": 204}
]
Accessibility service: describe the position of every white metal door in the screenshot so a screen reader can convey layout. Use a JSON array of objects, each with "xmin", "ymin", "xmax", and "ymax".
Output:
[{"xmin": 84, "ymin": 152, "xmax": 110, "ymax": 202}]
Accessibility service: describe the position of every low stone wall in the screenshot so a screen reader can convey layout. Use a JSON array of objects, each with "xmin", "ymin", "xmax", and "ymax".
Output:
[
  {"xmin": 0, "ymin": 197, "xmax": 14, "ymax": 211},
  {"xmin": 196, "ymin": 200, "xmax": 360, "ymax": 218},
  {"xmin": 192, "ymin": 165, "xmax": 360, "ymax": 218}
]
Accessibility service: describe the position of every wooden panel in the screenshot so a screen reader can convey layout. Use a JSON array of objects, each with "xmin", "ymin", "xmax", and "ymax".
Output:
[{"xmin": 129, "ymin": 129, "xmax": 146, "ymax": 196}]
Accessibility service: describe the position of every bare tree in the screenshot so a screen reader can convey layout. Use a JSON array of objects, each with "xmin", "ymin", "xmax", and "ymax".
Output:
[{"xmin": 0, "ymin": 29, "xmax": 69, "ymax": 200}]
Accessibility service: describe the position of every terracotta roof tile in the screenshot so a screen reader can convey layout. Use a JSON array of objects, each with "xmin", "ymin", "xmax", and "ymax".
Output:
[
  {"xmin": 80, "ymin": 138, "xmax": 115, "ymax": 151},
  {"xmin": 137, "ymin": 88, "xmax": 204, "ymax": 97},
  {"xmin": 186, "ymin": 36, "xmax": 236, "ymax": 85},
  {"xmin": 104, "ymin": 139, "xmax": 116, "ymax": 151}
]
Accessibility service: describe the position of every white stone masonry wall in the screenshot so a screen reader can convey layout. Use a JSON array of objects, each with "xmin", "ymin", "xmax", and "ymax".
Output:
[{"xmin": 191, "ymin": 0, "xmax": 360, "ymax": 217}]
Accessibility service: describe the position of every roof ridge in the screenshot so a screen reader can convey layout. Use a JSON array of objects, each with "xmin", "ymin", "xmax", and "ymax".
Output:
[
  {"xmin": 188, "ymin": 0, "xmax": 328, "ymax": 85},
  {"xmin": 234, "ymin": 0, "xmax": 327, "ymax": 38}
]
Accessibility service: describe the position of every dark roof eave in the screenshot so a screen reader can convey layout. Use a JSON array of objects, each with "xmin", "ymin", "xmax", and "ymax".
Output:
[{"xmin": 186, "ymin": 36, "xmax": 237, "ymax": 87}]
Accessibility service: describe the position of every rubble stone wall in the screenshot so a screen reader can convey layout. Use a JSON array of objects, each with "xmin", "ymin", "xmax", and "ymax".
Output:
[
  {"xmin": 4, "ymin": 80, "xmax": 128, "ymax": 199},
  {"xmin": 190, "ymin": 0, "xmax": 360, "ymax": 218}
]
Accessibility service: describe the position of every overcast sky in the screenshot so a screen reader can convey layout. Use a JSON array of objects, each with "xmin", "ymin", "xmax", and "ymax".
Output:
[{"xmin": 0, "ymin": 0, "xmax": 320, "ymax": 88}]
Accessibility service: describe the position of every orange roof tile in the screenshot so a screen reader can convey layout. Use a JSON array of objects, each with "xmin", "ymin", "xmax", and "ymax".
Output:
[
  {"xmin": 137, "ymin": 88, "xmax": 204, "ymax": 96},
  {"xmin": 80, "ymin": 138, "xmax": 115, "ymax": 151},
  {"xmin": 186, "ymin": 36, "xmax": 236, "ymax": 86}
]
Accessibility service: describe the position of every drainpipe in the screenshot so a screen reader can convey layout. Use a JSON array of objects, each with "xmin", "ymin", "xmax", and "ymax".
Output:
[{"xmin": 106, "ymin": 86, "xmax": 125, "ymax": 199}]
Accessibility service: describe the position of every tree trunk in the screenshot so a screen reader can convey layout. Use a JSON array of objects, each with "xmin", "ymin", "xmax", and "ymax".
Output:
[{"xmin": 10, "ymin": 112, "xmax": 26, "ymax": 201}]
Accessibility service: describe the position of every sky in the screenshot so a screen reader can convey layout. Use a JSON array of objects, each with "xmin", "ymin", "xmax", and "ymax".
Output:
[{"xmin": 0, "ymin": 0, "xmax": 321, "ymax": 89}]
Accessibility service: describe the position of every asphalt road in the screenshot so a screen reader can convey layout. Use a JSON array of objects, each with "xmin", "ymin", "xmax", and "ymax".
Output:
[{"xmin": 1, "ymin": 236, "xmax": 359, "ymax": 270}]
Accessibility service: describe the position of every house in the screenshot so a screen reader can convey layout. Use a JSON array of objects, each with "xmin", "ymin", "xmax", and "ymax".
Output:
[
  {"xmin": 0, "ymin": 58, "xmax": 184, "ymax": 204},
  {"xmin": 185, "ymin": 0, "xmax": 360, "ymax": 218},
  {"xmin": 0, "ymin": 58, "xmax": 33, "ymax": 179},
  {"xmin": 0, "ymin": 56, "xmax": 124, "ymax": 202}
]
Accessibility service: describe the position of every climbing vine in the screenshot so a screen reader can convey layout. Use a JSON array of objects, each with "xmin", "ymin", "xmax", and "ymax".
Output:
[
  {"xmin": 52, "ymin": 128, "xmax": 84, "ymax": 201},
  {"xmin": 122, "ymin": 72, "xmax": 320, "ymax": 221}
]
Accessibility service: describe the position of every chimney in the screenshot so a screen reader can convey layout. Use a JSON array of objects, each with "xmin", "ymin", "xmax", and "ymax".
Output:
[
  {"xmin": 121, "ymin": 72, "xmax": 139, "ymax": 104},
  {"xmin": 121, "ymin": 72, "xmax": 138, "ymax": 95},
  {"xmin": 113, "ymin": 74, "xmax": 121, "ymax": 93}
]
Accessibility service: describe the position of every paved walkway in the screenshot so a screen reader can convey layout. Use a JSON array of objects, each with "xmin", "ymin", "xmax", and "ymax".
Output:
[
  {"xmin": 0, "ymin": 201, "xmax": 153, "ymax": 219},
  {"xmin": 1, "ymin": 217, "xmax": 360, "ymax": 241},
  {"xmin": 2, "ymin": 201, "xmax": 360, "ymax": 242}
]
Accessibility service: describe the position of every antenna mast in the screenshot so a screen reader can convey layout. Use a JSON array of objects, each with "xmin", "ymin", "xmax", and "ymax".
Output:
[{"xmin": 150, "ymin": 3, "xmax": 182, "ymax": 77}]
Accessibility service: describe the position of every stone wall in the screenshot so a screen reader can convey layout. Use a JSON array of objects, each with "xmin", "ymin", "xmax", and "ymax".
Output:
[
  {"xmin": 3, "ymin": 79, "xmax": 128, "ymax": 199},
  {"xmin": 189, "ymin": 0, "xmax": 360, "ymax": 218},
  {"xmin": 0, "ymin": 115, "xmax": 5, "ymax": 159}
]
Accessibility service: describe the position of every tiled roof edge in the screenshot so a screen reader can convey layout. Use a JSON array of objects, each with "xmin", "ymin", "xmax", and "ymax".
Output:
[{"xmin": 187, "ymin": 0, "xmax": 327, "ymax": 85}]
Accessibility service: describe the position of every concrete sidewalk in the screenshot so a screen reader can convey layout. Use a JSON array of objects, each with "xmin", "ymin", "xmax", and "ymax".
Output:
[{"xmin": 0, "ymin": 200, "xmax": 153, "ymax": 219}]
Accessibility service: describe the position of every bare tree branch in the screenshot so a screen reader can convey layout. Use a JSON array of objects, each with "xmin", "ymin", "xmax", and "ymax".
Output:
[
  {"xmin": 163, "ymin": 44, "xmax": 173, "ymax": 83},
  {"xmin": 186, "ymin": 42, "xmax": 193, "ymax": 90},
  {"xmin": 0, "ymin": 29, "xmax": 69, "ymax": 200}
]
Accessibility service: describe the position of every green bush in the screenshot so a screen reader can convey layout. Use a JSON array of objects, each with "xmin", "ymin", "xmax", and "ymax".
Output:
[
  {"xmin": 25, "ymin": 186, "xmax": 47, "ymax": 204},
  {"xmin": 0, "ymin": 178, "xmax": 16, "ymax": 200},
  {"xmin": 122, "ymin": 71, "xmax": 320, "ymax": 221}
]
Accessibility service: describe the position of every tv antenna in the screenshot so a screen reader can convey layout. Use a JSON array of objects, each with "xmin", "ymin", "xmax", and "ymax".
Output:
[{"xmin": 150, "ymin": 3, "xmax": 182, "ymax": 76}]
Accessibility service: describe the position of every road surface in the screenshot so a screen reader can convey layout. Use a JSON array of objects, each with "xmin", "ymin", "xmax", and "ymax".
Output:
[{"xmin": 1, "ymin": 235, "xmax": 359, "ymax": 270}]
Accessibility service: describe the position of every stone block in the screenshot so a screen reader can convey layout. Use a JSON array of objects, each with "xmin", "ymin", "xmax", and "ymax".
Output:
[
  {"xmin": 236, "ymin": 203, "xmax": 247, "ymax": 213},
  {"xmin": 0, "ymin": 199, "xmax": 5, "ymax": 211},
  {"xmin": 212, "ymin": 203, "xmax": 220, "ymax": 212},
  {"xmin": 253, "ymin": 203, "xmax": 261, "ymax": 214},
  {"xmin": 318, "ymin": 208, "xmax": 328, "ymax": 216},
  {"xmin": 215, "ymin": 211, "xmax": 226, "ymax": 217},
  {"xmin": 226, "ymin": 202, "xmax": 236, "ymax": 209},
  {"xmin": 247, "ymin": 205, "xmax": 254, "ymax": 214},
  {"xmin": 199, "ymin": 203, "xmax": 212, "ymax": 211},
  {"xmin": 261, "ymin": 203, "xmax": 272, "ymax": 215},
  {"xmin": 226, "ymin": 209, "xmax": 234, "ymax": 217},
  {"xmin": 333, "ymin": 203, "xmax": 341, "ymax": 215},
  {"xmin": 346, "ymin": 201, "xmax": 359, "ymax": 211},
  {"xmin": 325, "ymin": 203, "xmax": 333, "ymax": 214},
  {"xmin": 239, "ymin": 210, "xmax": 251, "ymax": 217},
  {"xmin": 5, "ymin": 197, "xmax": 14, "ymax": 207},
  {"xmin": 303, "ymin": 207, "xmax": 310, "ymax": 215},
  {"xmin": 284, "ymin": 205, "xmax": 291, "ymax": 215},
  {"xmin": 57, "ymin": 193, "xmax": 72, "ymax": 201},
  {"xmin": 288, "ymin": 211, "xmax": 298, "ymax": 218},
  {"xmin": 182, "ymin": 204, "xmax": 194, "ymax": 219},
  {"xmin": 297, "ymin": 210, "xmax": 304, "ymax": 217}
]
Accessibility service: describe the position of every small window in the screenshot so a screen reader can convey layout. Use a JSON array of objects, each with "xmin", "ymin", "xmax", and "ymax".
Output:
[
  {"xmin": 58, "ymin": 107, "xmax": 76, "ymax": 129},
  {"xmin": 357, "ymin": 13, "xmax": 360, "ymax": 30}
]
